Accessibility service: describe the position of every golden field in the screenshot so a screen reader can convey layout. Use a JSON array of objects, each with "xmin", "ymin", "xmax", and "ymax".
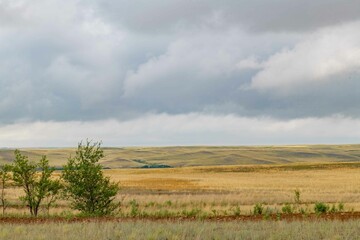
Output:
[
  {"xmin": 102, "ymin": 163, "xmax": 360, "ymax": 213},
  {"xmin": 1, "ymin": 145, "xmax": 360, "ymax": 215}
]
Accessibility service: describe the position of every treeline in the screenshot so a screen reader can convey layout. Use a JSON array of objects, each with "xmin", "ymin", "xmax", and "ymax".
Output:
[{"xmin": 0, "ymin": 141, "xmax": 120, "ymax": 216}]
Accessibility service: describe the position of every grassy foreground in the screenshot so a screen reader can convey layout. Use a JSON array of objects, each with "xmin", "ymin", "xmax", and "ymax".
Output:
[{"xmin": 0, "ymin": 220, "xmax": 358, "ymax": 240}]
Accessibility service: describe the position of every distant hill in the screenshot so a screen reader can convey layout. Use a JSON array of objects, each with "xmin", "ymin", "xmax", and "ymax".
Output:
[{"xmin": 1, "ymin": 145, "xmax": 360, "ymax": 168}]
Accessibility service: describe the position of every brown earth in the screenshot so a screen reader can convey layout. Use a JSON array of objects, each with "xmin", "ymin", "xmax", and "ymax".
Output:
[{"xmin": 1, "ymin": 212, "xmax": 360, "ymax": 224}]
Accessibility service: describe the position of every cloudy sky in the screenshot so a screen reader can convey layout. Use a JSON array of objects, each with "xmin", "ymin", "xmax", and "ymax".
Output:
[{"xmin": 1, "ymin": 0, "xmax": 360, "ymax": 147}]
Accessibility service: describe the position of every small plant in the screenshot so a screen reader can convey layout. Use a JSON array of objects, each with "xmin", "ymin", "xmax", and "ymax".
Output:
[
  {"xmin": 281, "ymin": 203, "xmax": 293, "ymax": 214},
  {"xmin": 211, "ymin": 209, "xmax": 218, "ymax": 217},
  {"xmin": 181, "ymin": 208, "xmax": 201, "ymax": 218},
  {"xmin": 253, "ymin": 203, "xmax": 264, "ymax": 215},
  {"xmin": 129, "ymin": 199, "xmax": 139, "ymax": 217},
  {"xmin": 145, "ymin": 201, "xmax": 156, "ymax": 208},
  {"xmin": 232, "ymin": 206, "xmax": 241, "ymax": 216},
  {"xmin": 263, "ymin": 207, "xmax": 272, "ymax": 220},
  {"xmin": 314, "ymin": 202, "xmax": 328, "ymax": 214},
  {"xmin": 164, "ymin": 200, "xmax": 172, "ymax": 207},
  {"xmin": 300, "ymin": 207, "xmax": 307, "ymax": 215},
  {"xmin": 338, "ymin": 202, "xmax": 344, "ymax": 212},
  {"xmin": 329, "ymin": 204, "xmax": 337, "ymax": 213},
  {"xmin": 294, "ymin": 189, "xmax": 301, "ymax": 204}
]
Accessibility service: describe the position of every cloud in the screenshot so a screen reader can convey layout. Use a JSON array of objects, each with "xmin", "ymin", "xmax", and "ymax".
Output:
[
  {"xmin": 1, "ymin": 0, "xmax": 360, "ymax": 147},
  {"xmin": 251, "ymin": 21, "xmax": 360, "ymax": 92},
  {"xmin": 95, "ymin": 0, "xmax": 360, "ymax": 33},
  {"xmin": 236, "ymin": 57, "xmax": 264, "ymax": 70},
  {"xmin": 1, "ymin": 114, "xmax": 360, "ymax": 147}
]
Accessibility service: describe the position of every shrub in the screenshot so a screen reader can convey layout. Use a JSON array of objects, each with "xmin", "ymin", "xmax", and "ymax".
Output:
[
  {"xmin": 253, "ymin": 203, "xmax": 264, "ymax": 215},
  {"xmin": 314, "ymin": 202, "xmax": 329, "ymax": 214},
  {"xmin": 232, "ymin": 206, "xmax": 241, "ymax": 216},
  {"xmin": 129, "ymin": 199, "xmax": 139, "ymax": 217},
  {"xmin": 338, "ymin": 202, "xmax": 345, "ymax": 212},
  {"xmin": 329, "ymin": 204, "xmax": 337, "ymax": 213},
  {"xmin": 281, "ymin": 203, "xmax": 293, "ymax": 214},
  {"xmin": 262, "ymin": 207, "xmax": 273, "ymax": 220}
]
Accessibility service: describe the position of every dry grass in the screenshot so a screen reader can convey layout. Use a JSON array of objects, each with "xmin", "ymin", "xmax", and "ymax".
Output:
[
  {"xmin": 2, "ymin": 162, "xmax": 360, "ymax": 215},
  {"xmin": 107, "ymin": 164, "xmax": 360, "ymax": 205},
  {"xmin": 0, "ymin": 220, "xmax": 359, "ymax": 240}
]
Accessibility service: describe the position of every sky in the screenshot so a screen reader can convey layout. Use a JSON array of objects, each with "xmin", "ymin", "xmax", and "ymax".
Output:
[{"xmin": 1, "ymin": 0, "xmax": 360, "ymax": 147}]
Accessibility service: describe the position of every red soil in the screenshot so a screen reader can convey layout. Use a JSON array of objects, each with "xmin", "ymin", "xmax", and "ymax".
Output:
[{"xmin": 0, "ymin": 212, "xmax": 360, "ymax": 224}]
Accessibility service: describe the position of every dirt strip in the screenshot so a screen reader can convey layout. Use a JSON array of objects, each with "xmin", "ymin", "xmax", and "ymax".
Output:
[{"xmin": 0, "ymin": 212, "xmax": 360, "ymax": 224}]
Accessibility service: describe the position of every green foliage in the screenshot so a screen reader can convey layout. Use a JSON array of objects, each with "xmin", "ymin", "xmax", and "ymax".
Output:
[
  {"xmin": 281, "ymin": 203, "xmax": 293, "ymax": 214},
  {"xmin": 0, "ymin": 164, "xmax": 11, "ymax": 215},
  {"xmin": 129, "ymin": 199, "xmax": 139, "ymax": 217},
  {"xmin": 338, "ymin": 202, "xmax": 344, "ymax": 212},
  {"xmin": 11, "ymin": 150, "xmax": 61, "ymax": 216},
  {"xmin": 314, "ymin": 202, "xmax": 329, "ymax": 214},
  {"xmin": 181, "ymin": 208, "xmax": 202, "ymax": 218},
  {"xmin": 263, "ymin": 208, "xmax": 272, "ymax": 220},
  {"xmin": 294, "ymin": 189, "xmax": 301, "ymax": 204},
  {"xmin": 61, "ymin": 141, "xmax": 120, "ymax": 216},
  {"xmin": 232, "ymin": 206, "xmax": 241, "ymax": 216},
  {"xmin": 253, "ymin": 203, "xmax": 264, "ymax": 215},
  {"xmin": 164, "ymin": 200, "xmax": 172, "ymax": 207}
]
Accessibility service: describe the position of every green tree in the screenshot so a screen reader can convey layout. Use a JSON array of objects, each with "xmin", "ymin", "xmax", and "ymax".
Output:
[
  {"xmin": 0, "ymin": 164, "xmax": 11, "ymax": 215},
  {"xmin": 12, "ymin": 150, "xmax": 61, "ymax": 216},
  {"xmin": 62, "ymin": 141, "xmax": 120, "ymax": 216}
]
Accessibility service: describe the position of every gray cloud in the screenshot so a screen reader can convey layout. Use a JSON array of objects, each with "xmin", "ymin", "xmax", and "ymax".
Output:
[
  {"xmin": 0, "ymin": 0, "xmax": 360, "ymax": 129},
  {"xmin": 95, "ymin": 0, "xmax": 360, "ymax": 33}
]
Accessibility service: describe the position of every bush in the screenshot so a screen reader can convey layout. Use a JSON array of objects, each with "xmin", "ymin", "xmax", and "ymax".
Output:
[
  {"xmin": 314, "ymin": 202, "xmax": 329, "ymax": 214},
  {"xmin": 232, "ymin": 206, "xmax": 241, "ymax": 216},
  {"xmin": 62, "ymin": 141, "xmax": 120, "ymax": 216},
  {"xmin": 129, "ymin": 199, "xmax": 139, "ymax": 217},
  {"xmin": 281, "ymin": 203, "xmax": 293, "ymax": 214},
  {"xmin": 338, "ymin": 202, "xmax": 345, "ymax": 212},
  {"xmin": 253, "ymin": 203, "xmax": 264, "ymax": 215}
]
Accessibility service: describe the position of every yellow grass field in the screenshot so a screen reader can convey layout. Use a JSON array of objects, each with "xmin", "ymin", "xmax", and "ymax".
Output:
[
  {"xmin": 103, "ymin": 163, "xmax": 360, "ymax": 212},
  {"xmin": 1, "ymin": 146, "xmax": 360, "ymax": 215}
]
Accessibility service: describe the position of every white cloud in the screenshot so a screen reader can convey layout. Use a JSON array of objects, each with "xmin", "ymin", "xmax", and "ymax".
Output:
[
  {"xmin": 123, "ymin": 31, "xmax": 242, "ymax": 97},
  {"xmin": 1, "ymin": 114, "xmax": 360, "ymax": 147},
  {"xmin": 236, "ymin": 57, "xmax": 263, "ymax": 70},
  {"xmin": 251, "ymin": 21, "xmax": 360, "ymax": 91}
]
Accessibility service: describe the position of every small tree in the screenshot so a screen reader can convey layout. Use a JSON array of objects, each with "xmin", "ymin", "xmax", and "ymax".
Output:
[
  {"xmin": 0, "ymin": 164, "xmax": 11, "ymax": 215},
  {"xmin": 62, "ymin": 141, "xmax": 120, "ymax": 216},
  {"xmin": 12, "ymin": 150, "xmax": 61, "ymax": 216}
]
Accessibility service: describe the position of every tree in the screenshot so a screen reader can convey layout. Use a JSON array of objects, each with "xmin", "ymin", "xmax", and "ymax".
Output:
[
  {"xmin": 62, "ymin": 141, "xmax": 120, "ymax": 216},
  {"xmin": 0, "ymin": 164, "xmax": 11, "ymax": 215},
  {"xmin": 11, "ymin": 150, "xmax": 61, "ymax": 216}
]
